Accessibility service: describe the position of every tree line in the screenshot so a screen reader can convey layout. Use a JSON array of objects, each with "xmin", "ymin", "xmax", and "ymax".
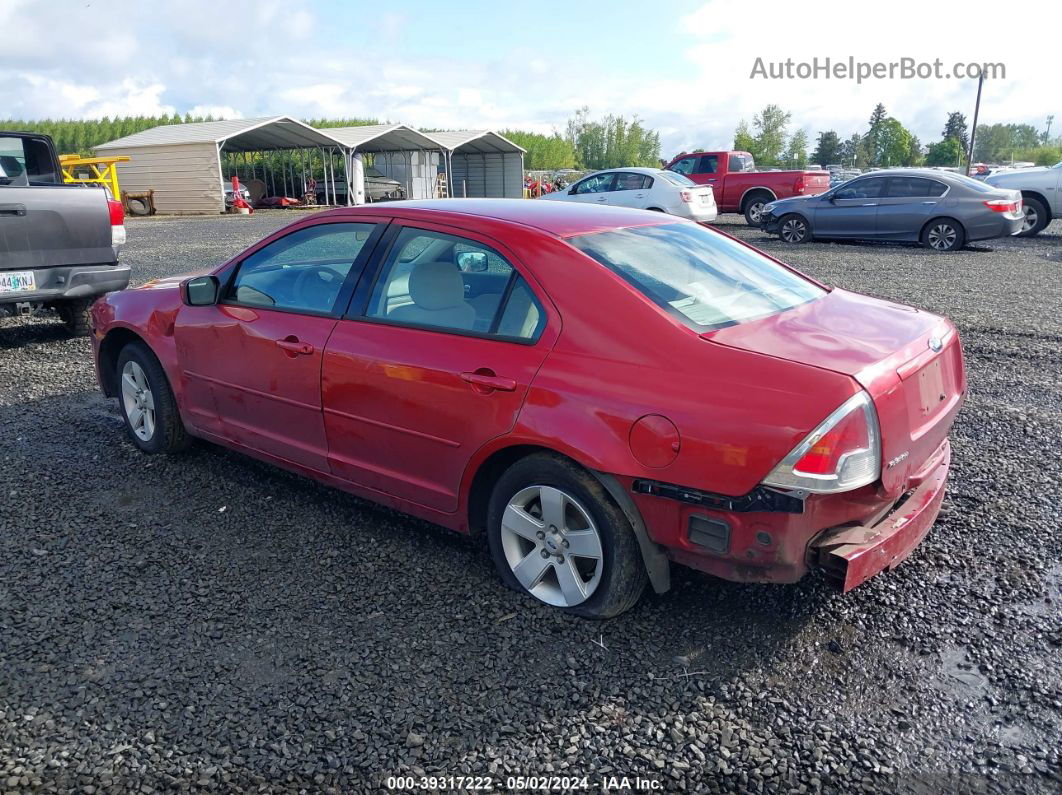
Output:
[{"xmin": 731, "ymin": 104, "xmax": 1060, "ymax": 171}]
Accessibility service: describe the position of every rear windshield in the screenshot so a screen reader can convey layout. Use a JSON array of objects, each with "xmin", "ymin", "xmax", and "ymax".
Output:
[
  {"xmin": 569, "ymin": 223, "xmax": 824, "ymax": 330},
  {"xmin": 948, "ymin": 172, "xmax": 1001, "ymax": 193},
  {"xmin": 661, "ymin": 171, "xmax": 695, "ymax": 187}
]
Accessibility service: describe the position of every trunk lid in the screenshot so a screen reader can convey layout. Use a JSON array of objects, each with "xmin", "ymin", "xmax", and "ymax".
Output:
[{"xmin": 704, "ymin": 289, "xmax": 966, "ymax": 494}]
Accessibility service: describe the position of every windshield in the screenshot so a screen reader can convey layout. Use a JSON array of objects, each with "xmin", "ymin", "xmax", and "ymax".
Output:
[
  {"xmin": 661, "ymin": 171, "xmax": 695, "ymax": 186},
  {"xmin": 568, "ymin": 223, "xmax": 824, "ymax": 330}
]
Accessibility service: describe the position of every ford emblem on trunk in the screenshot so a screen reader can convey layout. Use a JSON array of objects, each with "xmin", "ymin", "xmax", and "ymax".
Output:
[{"xmin": 928, "ymin": 337, "xmax": 943, "ymax": 352}]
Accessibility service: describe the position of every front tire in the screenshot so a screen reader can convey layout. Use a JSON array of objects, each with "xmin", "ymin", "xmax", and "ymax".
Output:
[
  {"xmin": 778, "ymin": 213, "xmax": 810, "ymax": 243},
  {"xmin": 921, "ymin": 218, "xmax": 965, "ymax": 252},
  {"xmin": 116, "ymin": 341, "xmax": 190, "ymax": 454},
  {"xmin": 1018, "ymin": 196, "xmax": 1048, "ymax": 237},
  {"xmin": 487, "ymin": 454, "xmax": 646, "ymax": 619}
]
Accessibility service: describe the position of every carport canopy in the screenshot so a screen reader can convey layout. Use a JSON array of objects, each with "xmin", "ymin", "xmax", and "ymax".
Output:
[
  {"xmin": 95, "ymin": 116, "xmax": 349, "ymax": 213},
  {"xmin": 428, "ymin": 130, "xmax": 526, "ymax": 199}
]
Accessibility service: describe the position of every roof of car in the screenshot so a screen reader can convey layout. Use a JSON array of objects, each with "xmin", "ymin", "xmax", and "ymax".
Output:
[
  {"xmin": 847, "ymin": 168, "xmax": 970, "ymax": 181},
  {"xmin": 319, "ymin": 198, "xmax": 677, "ymax": 238}
]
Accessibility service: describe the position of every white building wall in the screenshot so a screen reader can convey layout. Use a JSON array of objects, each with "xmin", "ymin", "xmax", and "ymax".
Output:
[{"xmin": 98, "ymin": 142, "xmax": 224, "ymax": 214}]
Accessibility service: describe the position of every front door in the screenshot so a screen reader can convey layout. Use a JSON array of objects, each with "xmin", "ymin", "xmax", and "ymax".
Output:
[
  {"xmin": 321, "ymin": 222, "xmax": 556, "ymax": 512},
  {"xmin": 174, "ymin": 219, "xmax": 385, "ymax": 471},
  {"xmin": 813, "ymin": 176, "xmax": 887, "ymax": 238},
  {"xmin": 874, "ymin": 176, "xmax": 948, "ymax": 241},
  {"xmin": 567, "ymin": 172, "xmax": 616, "ymax": 206}
]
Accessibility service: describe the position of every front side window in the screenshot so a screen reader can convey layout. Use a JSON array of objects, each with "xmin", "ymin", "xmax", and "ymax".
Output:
[
  {"xmin": 573, "ymin": 173, "xmax": 616, "ymax": 194},
  {"xmin": 568, "ymin": 222, "xmax": 824, "ymax": 330},
  {"xmin": 226, "ymin": 222, "xmax": 376, "ymax": 314},
  {"xmin": 834, "ymin": 177, "xmax": 886, "ymax": 200},
  {"xmin": 699, "ymin": 155, "xmax": 719, "ymax": 174},
  {"xmin": 366, "ymin": 227, "xmax": 544, "ymax": 340},
  {"xmin": 668, "ymin": 156, "xmax": 699, "ymax": 175}
]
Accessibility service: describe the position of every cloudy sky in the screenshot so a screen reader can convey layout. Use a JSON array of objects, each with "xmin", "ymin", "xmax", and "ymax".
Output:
[{"xmin": 1, "ymin": 0, "xmax": 1055, "ymax": 156}]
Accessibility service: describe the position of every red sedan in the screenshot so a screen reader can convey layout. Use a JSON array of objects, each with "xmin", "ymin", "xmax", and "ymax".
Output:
[{"xmin": 91, "ymin": 200, "xmax": 965, "ymax": 618}]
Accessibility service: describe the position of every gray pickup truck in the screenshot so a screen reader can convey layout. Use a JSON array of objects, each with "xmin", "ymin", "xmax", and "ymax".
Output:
[{"xmin": 1, "ymin": 131, "xmax": 129, "ymax": 335}]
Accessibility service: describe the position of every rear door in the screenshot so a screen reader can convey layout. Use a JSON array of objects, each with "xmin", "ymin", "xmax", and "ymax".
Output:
[
  {"xmin": 875, "ymin": 176, "xmax": 948, "ymax": 241},
  {"xmin": 321, "ymin": 221, "xmax": 557, "ymax": 512},
  {"xmin": 1, "ymin": 134, "xmax": 114, "ymax": 271},
  {"xmin": 813, "ymin": 176, "xmax": 887, "ymax": 238},
  {"xmin": 608, "ymin": 172, "xmax": 653, "ymax": 209}
]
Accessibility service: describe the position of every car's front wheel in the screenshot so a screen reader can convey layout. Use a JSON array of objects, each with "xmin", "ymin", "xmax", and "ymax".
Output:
[
  {"xmin": 487, "ymin": 454, "xmax": 646, "ymax": 619},
  {"xmin": 778, "ymin": 214, "xmax": 811, "ymax": 243},
  {"xmin": 921, "ymin": 218, "xmax": 965, "ymax": 252},
  {"xmin": 116, "ymin": 341, "xmax": 190, "ymax": 454}
]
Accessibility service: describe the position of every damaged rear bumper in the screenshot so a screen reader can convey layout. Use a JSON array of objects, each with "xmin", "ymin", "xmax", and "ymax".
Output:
[{"xmin": 812, "ymin": 440, "xmax": 950, "ymax": 592}]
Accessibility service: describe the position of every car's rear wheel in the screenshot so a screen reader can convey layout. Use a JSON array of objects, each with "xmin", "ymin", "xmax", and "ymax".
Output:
[
  {"xmin": 57, "ymin": 298, "xmax": 93, "ymax": 336},
  {"xmin": 116, "ymin": 341, "xmax": 190, "ymax": 454},
  {"xmin": 1018, "ymin": 196, "xmax": 1048, "ymax": 237},
  {"xmin": 921, "ymin": 218, "xmax": 965, "ymax": 252},
  {"xmin": 778, "ymin": 214, "xmax": 810, "ymax": 243},
  {"xmin": 487, "ymin": 453, "xmax": 646, "ymax": 619}
]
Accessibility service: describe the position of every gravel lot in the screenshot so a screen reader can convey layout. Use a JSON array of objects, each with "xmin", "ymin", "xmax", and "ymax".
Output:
[{"xmin": 2, "ymin": 210, "xmax": 1060, "ymax": 793}]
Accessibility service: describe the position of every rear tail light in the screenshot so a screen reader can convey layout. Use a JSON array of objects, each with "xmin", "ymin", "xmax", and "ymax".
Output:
[
  {"xmin": 762, "ymin": 392, "xmax": 881, "ymax": 493},
  {"xmin": 680, "ymin": 190, "xmax": 693, "ymax": 203},
  {"xmin": 794, "ymin": 176, "xmax": 805, "ymax": 194},
  {"xmin": 983, "ymin": 198, "xmax": 1021, "ymax": 214},
  {"xmin": 108, "ymin": 198, "xmax": 126, "ymax": 247}
]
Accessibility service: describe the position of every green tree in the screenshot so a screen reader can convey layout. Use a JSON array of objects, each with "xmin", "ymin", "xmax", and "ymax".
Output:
[
  {"xmin": 810, "ymin": 130, "xmax": 841, "ymax": 166},
  {"xmin": 839, "ymin": 133, "xmax": 864, "ymax": 167},
  {"xmin": 865, "ymin": 103, "xmax": 888, "ymax": 166},
  {"xmin": 751, "ymin": 104, "xmax": 791, "ymax": 166},
  {"xmin": 925, "ymin": 138, "xmax": 964, "ymax": 166},
  {"xmin": 733, "ymin": 120, "xmax": 756, "ymax": 154},
  {"xmin": 941, "ymin": 112, "xmax": 969, "ymax": 151},
  {"xmin": 502, "ymin": 130, "xmax": 577, "ymax": 170},
  {"xmin": 783, "ymin": 129, "xmax": 809, "ymax": 168},
  {"xmin": 876, "ymin": 118, "xmax": 912, "ymax": 167},
  {"xmin": 564, "ymin": 107, "xmax": 661, "ymax": 169},
  {"xmin": 904, "ymin": 135, "xmax": 924, "ymax": 166}
]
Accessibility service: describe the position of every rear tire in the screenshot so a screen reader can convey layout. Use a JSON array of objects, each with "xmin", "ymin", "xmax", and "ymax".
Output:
[
  {"xmin": 487, "ymin": 453, "xmax": 647, "ymax": 619},
  {"xmin": 921, "ymin": 218, "xmax": 965, "ymax": 252},
  {"xmin": 58, "ymin": 298, "xmax": 93, "ymax": 337},
  {"xmin": 1018, "ymin": 196, "xmax": 1048, "ymax": 237},
  {"xmin": 116, "ymin": 341, "xmax": 190, "ymax": 454},
  {"xmin": 778, "ymin": 213, "xmax": 811, "ymax": 243},
  {"xmin": 743, "ymin": 193, "xmax": 771, "ymax": 226}
]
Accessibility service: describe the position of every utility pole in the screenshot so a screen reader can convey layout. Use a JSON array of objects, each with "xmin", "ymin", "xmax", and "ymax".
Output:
[{"xmin": 966, "ymin": 71, "xmax": 984, "ymax": 175}]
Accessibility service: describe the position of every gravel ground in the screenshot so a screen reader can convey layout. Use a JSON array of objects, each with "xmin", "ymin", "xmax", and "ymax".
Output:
[{"xmin": 1, "ymin": 210, "xmax": 1060, "ymax": 794}]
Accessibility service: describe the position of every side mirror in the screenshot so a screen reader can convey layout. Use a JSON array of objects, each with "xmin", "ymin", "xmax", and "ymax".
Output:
[
  {"xmin": 456, "ymin": 251, "xmax": 488, "ymax": 272},
  {"xmin": 184, "ymin": 275, "xmax": 220, "ymax": 306}
]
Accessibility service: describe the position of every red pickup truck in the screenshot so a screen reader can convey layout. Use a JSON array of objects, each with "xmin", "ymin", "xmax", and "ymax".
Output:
[{"xmin": 664, "ymin": 151, "xmax": 830, "ymax": 226}]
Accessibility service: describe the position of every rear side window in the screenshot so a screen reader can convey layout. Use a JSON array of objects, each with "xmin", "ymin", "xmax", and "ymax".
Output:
[
  {"xmin": 728, "ymin": 153, "xmax": 755, "ymax": 172},
  {"xmin": 614, "ymin": 173, "xmax": 652, "ymax": 191},
  {"xmin": 886, "ymin": 177, "xmax": 947, "ymax": 198},
  {"xmin": 366, "ymin": 227, "xmax": 545, "ymax": 341},
  {"xmin": 569, "ymin": 222, "xmax": 824, "ymax": 330},
  {"xmin": 0, "ymin": 135, "xmax": 57, "ymax": 186}
]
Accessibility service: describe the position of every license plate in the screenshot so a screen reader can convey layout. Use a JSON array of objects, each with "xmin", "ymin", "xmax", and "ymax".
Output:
[
  {"xmin": 917, "ymin": 358, "xmax": 947, "ymax": 417},
  {"xmin": 0, "ymin": 271, "xmax": 36, "ymax": 294},
  {"xmin": 699, "ymin": 194, "xmax": 711, "ymax": 204}
]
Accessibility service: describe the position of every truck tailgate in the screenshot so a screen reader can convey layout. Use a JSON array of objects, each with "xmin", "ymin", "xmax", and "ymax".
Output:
[{"xmin": 0, "ymin": 185, "xmax": 115, "ymax": 270}]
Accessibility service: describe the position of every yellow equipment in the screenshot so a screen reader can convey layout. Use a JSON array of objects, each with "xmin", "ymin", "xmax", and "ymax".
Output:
[{"xmin": 59, "ymin": 154, "xmax": 130, "ymax": 199}]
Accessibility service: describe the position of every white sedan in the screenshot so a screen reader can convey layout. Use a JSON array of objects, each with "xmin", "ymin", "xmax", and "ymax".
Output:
[{"xmin": 539, "ymin": 167, "xmax": 717, "ymax": 222}]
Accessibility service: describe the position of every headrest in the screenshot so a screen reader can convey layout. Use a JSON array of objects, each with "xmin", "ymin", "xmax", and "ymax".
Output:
[{"xmin": 408, "ymin": 261, "xmax": 465, "ymax": 311}]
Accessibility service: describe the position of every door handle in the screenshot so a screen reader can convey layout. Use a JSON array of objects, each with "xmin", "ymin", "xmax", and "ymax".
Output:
[
  {"xmin": 706, "ymin": 178, "xmax": 717, "ymax": 183},
  {"xmin": 921, "ymin": 201, "xmax": 937, "ymax": 205},
  {"xmin": 861, "ymin": 203, "xmax": 878, "ymax": 206},
  {"xmin": 0, "ymin": 203, "xmax": 27, "ymax": 217},
  {"xmin": 460, "ymin": 371, "xmax": 517, "ymax": 392},
  {"xmin": 595, "ymin": 196, "xmax": 607, "ymax": 202},
  {"xmin": 276, "ymin": 337, "xmax": 314, "ymax": 356}
]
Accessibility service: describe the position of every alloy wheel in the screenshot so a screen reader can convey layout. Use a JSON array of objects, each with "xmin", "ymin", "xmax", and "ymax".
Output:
[
  {"xmin": 121, "ymin": 360, "xmax": 156, "ymax": 442},
  {"xmin": 499, "ymin": 485, "xmax": 603, "ymax": 607},
  {"xmin": 1022, "ymin": 205, "xmax": 1039, "ymax": 233},
  {"xmin": 781, "ymin": 218, "xmax": 807, "ymax": 243},
  {"xmin": 927, "ymin": 223, "xmax": 958, "ymax": 251},
  {"xmin": 747, "ymin": 202, "xmax": 765, "ymax": 223}
]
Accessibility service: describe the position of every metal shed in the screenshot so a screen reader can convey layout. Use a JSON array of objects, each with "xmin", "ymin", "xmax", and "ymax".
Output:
[
  {"xmin": 324, "ymin": 124, "xmax": 445, "ymax": 203},
  {"xmin": 428, "ymin": 131, "xmax": 526, "ymax": 199},
  {"xmin": 94, "ymin": 116, "xmax": 347, "ymax": 214}
]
